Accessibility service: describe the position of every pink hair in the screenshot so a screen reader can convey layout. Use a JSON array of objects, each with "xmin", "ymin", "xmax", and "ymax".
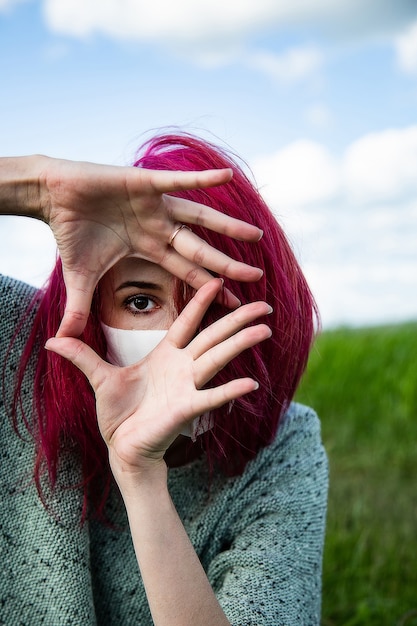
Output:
[
  {"xmin": 12, "ymin": 260, "xmax": 110, "ymax": 520},
  {"xmin": 13, "ymin": 132, "xmax": 318, "ymax": 520}
]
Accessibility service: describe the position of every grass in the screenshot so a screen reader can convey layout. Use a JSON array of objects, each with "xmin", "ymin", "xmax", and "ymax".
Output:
[{"xmin": 295, "ymin": 321, "xmax": 417, "ymax": 626}]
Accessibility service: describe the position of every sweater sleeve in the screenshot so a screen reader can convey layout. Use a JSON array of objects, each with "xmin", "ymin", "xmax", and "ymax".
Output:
[
  {"xmin": 0, "ymin": 274, "xmax": 37, "ymax": 354},
  {"xmin": 206, "ymin": 404, "xmax": 328, "ymax": 626}
]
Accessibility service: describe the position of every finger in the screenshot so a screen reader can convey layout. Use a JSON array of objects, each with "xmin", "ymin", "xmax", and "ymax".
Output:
[
  {"xmin": 187, "ymin": 301, "xmax": 273, "ymax": 361},
  {"xmin": 193, "ymin": 323, "xmax": 272, "ymax": 389},
  {"xmin": 140, "ymin": 166, "xmax": 233, "ymax": 194},
  {"xmin": 45, "ymin": 337, "xmax": 109, "ymax": 390},
  {"xmin": 191, "ymin": 378, "xmax": 260, "ymax": 416},
  {"xmin": 167, "ymin": 195, "xmax": 263, "ymax": 242},
  {"xmin": 56, "ymin": 290, "xmax": 94, "ymax": 339},
  {"xmin": 167, "ymin": 278, "xmax": 224, "ymax": 347},
  {"xmin": 56, "ymin": 311, "xmax": 88, "ymax": 340},
  {"xmin": 159, "ymin": 250, "xmax": 241, "ymax": 308},
  {"xmin": 55, "ymin": 265, "xmax": 103, "ymax": 338},
  {"xmin": 167, "ymin": 225, "xmax": 263, "ymax": 282}
]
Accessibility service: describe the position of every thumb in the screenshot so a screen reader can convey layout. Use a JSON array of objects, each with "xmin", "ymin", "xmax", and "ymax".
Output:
[
  {"xmin": 45, "ymin": 337, "xmax": 109, "ymax": 389},
  {"xmin": 56, "ymin": 309, "xmax": 90, "ymax": 339},
  {"xmin": 56, "ymin": 271, "xmax": 98, "ymax": 338}
]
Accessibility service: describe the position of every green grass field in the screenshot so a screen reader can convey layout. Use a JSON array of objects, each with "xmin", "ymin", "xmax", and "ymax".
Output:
[{"xmin": 295, "ymin": 322, "xmax": 417, "ymax": 626}]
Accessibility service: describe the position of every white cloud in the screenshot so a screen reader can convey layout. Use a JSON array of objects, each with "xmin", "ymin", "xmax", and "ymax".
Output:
[
  {"xmin": 180, "ymin": 44, "xmax": 323, "ymax": 82},
  {"xmin": 395, "ymin": 19, "xmax": 417, "ymax": 74},
  {"xmin": 306, "ymin": 255, "xmax": 417, "ymax": 328},
  {"xmin": 42, "ymin": 0, "xmax": 417, "ymax": 47},
  {"xmin": 38, "ymin": 0, "xmax": 417, "ymax": 85},
  {"xmin": 254, "ymin": 140, "xmax": 340, "ymax": 208},
  {"xmin": 42, "ymin": 0, "xmax": 274, "ymax": 43},
  {"xmin": 246, "ymin": 47, "xmax": 323, "ymax": 83},
  {"xmin": 0, "ymin": 217, "xmax": 56, "ymax": 287},
  {"xmin": 254, "ymin": 125, "xmax": 417, "ymax": 209},
  {"xmin": 344, "ymin": 126, "xmax": 417, "ymax": 203},
  {"xmin": 252, "ymin": 126, "xmax": 417, "ymax": 327}
]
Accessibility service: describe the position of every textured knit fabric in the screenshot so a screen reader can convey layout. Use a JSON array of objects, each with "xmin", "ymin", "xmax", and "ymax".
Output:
[{"xmin": 0, "ymin": 274, "xmax": 328, "ymax": 626}]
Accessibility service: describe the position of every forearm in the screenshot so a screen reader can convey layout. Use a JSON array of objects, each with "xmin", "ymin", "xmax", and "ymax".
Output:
[
  {"xmin": 117, "ymin": 465, "xmax": 230, "ymax": 626},
  {"xmin": 0, "ymin": 155, "xmax": 48, "ymax": 219}
]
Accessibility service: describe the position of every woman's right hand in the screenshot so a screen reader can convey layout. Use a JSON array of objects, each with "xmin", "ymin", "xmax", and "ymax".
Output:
[{"xmin": 45, "ymin": 279, "xmax": 272, "ymax": 481}]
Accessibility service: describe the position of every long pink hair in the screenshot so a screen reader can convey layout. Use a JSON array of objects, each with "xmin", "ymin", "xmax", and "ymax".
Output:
[{"xmin": 13, "ymin": 132, "xmax": 318, "ymax": 519}]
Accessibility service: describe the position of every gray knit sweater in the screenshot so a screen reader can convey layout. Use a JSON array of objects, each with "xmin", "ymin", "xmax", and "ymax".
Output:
[{"xmin": 0, "ymin": 274, "xmax": 328, "ymax": 626}]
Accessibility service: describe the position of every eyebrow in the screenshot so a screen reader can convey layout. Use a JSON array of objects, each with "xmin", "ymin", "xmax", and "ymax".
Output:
[{"xmin": 115, "ymin": 280, "xmax": 162, "ymax": 292}]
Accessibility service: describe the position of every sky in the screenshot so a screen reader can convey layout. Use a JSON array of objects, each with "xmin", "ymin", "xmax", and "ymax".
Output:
[{"xmin": 1, "ymin": 0, "xmax": 416, "ymax": 328}]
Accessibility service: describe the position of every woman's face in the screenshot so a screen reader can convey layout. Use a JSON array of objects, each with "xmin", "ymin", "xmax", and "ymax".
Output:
[{"xmin": 100, "ymin": 257, "xmax": 177, "ymax": 330}]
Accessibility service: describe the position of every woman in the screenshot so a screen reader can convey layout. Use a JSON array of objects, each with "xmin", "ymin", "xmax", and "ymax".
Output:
[{"xmin": 0, "ymin": 133, "xmax": 328, "ymax": 625}]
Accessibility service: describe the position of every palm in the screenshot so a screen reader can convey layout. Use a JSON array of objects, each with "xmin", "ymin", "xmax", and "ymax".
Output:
[
  {"xmin": 42, "ymin": 158, "xmax": 262, "ymax": 337},
  {"xmin": 96, "ymin": 341, "xmax": 201, "ymax": 466}
]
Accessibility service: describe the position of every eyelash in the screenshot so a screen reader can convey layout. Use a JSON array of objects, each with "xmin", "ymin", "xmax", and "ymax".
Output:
[{"xmin": 123, "ymin": 294, "xmax": 160, "ymax": 315}]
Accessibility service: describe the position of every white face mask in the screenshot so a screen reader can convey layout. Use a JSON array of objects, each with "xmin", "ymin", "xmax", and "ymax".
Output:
[{"xmin": 101, "ymin": 323, "xmax": 213, "ymax": 440}]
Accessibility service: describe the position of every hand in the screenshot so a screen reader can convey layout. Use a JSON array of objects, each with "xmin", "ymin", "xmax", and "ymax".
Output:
[
  {"xmin": 38, "ymin": 158, "xmax": 263, "ymax": 337},
  {"xmin": 45, "ymin": 279, "xmax": 272, "ymax": 479}
]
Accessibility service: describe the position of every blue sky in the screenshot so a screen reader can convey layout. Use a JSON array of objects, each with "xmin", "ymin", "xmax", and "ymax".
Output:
[{"xmin": 1, "ymin": 0, "xmax": 417, "ymax": 328}]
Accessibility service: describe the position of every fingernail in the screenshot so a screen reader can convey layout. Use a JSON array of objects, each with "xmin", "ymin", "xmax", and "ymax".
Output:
[
  {"xmin": 223, "ymin": 288, "xmax": 241, "ymax": 308},
  {"xmin": 266, "ymin": 305, "xmax": 273, "ymax": 314}
]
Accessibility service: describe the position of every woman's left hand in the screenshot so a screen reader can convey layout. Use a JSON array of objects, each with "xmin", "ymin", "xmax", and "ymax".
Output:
[{"xmin": 45, "ymin": 279, "xmax": 272, "ymax": 480}]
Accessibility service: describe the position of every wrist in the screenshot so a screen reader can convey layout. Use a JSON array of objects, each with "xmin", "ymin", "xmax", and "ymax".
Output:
[
  {"xmin": 0, "ymin": 155, "xmax": 50, "ymax": 220},
  {"xmin": 110, "ymin": 452, "xmax": 169, "ymax": 500}
]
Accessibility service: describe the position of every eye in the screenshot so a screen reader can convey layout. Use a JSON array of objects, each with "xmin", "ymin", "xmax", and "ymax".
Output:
[{"xmin": 124, "ymin": 295, "xmax": 160, "ymax": 314}]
